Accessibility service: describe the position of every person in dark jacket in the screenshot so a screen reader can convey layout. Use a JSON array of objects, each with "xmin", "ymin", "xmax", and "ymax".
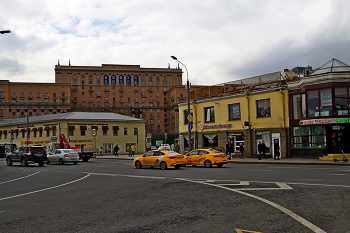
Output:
[
  {"xmin": 262, "ymin": 141, "xmax": 267, "ymax": 159},
  {"xmin": 258, "ymin": 142, "xmax": 262, "ymax": 160},
  {"xmin": 239, "ymin": 143, "xmax": 244, "ymax": 159},
  {"xmin": 114, "ymin": 145, "xmax": 119, "ymax": 156}
]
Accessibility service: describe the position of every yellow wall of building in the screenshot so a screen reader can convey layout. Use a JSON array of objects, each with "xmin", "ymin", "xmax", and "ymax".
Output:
[
  {"xmin": 179, "ymin": 89, "xmax": 289, "ymax": 134},
  {"xmin": 0, "ymin": 120, "xmax": 146, "ymax": 154}
]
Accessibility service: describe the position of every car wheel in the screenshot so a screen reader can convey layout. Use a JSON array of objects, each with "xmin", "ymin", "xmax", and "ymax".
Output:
[
  {"xmin": 38, "ymin": 162, "xmax": 45, "ymax": 167},
  {"xmin": 21, "ymin": 158, "xmax": 28, "ymax": 167},
  {"xmin": 217, "ymin": 164, "xmax": 223, "ymax": 168},
  {"xmin": 59, "ymin": 158, "xmax": 64, "ymax": 165},
  {"xmin": 345, "ymin": 158, "xmax": 348, "ymax": 162},
  {"xmin": 6, "ymin": 158, "xmax": 12, "ymax": 166},
  {"xmin": 174, "ymin": 165, "xmax": 180, "ymax": 169},
  {"xmin": 73, "ymin": 162, "xmax": 78, "ymax": 165},
  {"xmin": 204, "ymin": 160, "xmax": 212, "ymax": 168},
  {"xmin": 135, "ymin": 161, "xmax": 142, "ymax": 169},
  {"xmin": 46, "ymin": 159, "xmax": 50, "ymax": 164},
  {"xmin": 160, "ymin": 161, "xmax": 167, "ymax": 170}
]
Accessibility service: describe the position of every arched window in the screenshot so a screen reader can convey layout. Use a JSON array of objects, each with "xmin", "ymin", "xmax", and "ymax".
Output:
[
  {"xmin": 111, "ymin": 75, "xmax": 116, "ymax": 85},
  {"xmin": 104, "ymin": 75, "xmax": 109, "ymax": 85},
  {"xmin": 133, "ymin": 75, "xmax": 139, "ymax": 85},
  {"xmin": 126, "ymin": 75, "xmax": 131, "ymax": 85},
  {"xmin": 119, "ymin": 75, "xmax": 124, "ymax": 85}
]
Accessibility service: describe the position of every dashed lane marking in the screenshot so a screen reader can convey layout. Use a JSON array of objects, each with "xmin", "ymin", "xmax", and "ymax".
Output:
[{"xmin": 0, "ymin": 171, "xmax": 41, "ymax": 185}]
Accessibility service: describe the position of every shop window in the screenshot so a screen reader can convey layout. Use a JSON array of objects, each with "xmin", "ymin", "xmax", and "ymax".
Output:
[
  {"xmin": 184, "ymin": 109, "xmax": 193, "ymax": 124},
  {"xmin": 204, "ymin": 106, "xmax": 215, "ymax": 122},
  {"xmin": 228, "ymin": 103, "xmax": 240, "ymax": 120},
  {"xmin": 256, "ymin": 99, "xmax": 270, "ymax": 118},
  {"xmin": 335, "ymin": 87, "xmax": 349, "ymax": 115},
  {"xmin": 320, "ymin": 88, "xmax": 332, "ymax": 116},
  {"xmin": 293, "ymin": 126, "xmax": 326, "ymax": 148},
  {"xmin": 307, "ymin": 90, "xmax": 319, "ymax": 117}
]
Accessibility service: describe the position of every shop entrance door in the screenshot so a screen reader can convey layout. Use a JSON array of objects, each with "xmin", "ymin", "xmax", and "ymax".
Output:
[
  {"xmin": 103, "ymin": 143, "xmax": 112, "ymax": 154},
  {"xmin": 332, "ymin": 130, "xmax": 345, "ymax": 153}
]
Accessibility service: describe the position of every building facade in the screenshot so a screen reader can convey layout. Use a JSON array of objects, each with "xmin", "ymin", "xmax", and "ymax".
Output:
[
  {"xmin": 0, "ymin": 112, "xmax": 146, "ymax": 155},
  {"xmin": 178, "ymin": 72, "xmax": 290, "ymax": 158},
  {"xmin": 288, "ymin": 58, "xmax": 350, "ymax": 157}
]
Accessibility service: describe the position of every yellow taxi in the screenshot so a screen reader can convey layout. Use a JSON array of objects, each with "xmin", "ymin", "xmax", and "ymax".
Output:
[
  {"xmin": 134, "ymin": 150, "xmax": 185, "ymax": 170},
  {"xmin": 184, "ymin": 149, "xmax": 228, "ymax": 168}
]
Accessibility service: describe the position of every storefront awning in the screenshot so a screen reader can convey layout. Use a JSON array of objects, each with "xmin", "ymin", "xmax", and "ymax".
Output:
[
  {"xmin": 80, "ymin": 126, "xmax": 87, "ymax": 130},
  {"xmin": 91, "ymin": 126, "xmax": 98, "ymax": 130},
  {"xmin": 37, "ymin": 127, "xmax": 42, "ymax": 131},
  {"xmin": 50, "ymin": 126, "xmax": 56, "ymax": 130},
  {"xmin": 31, "ymin": 128, "xmax": 37, "ymax": 132},
  {"xmin": 102, "ymin": 126, "xmax": 109, "ymax": 130},
  {"xmin": 2, "ymin": 130, "xmax": 7, "ymax": 134},
  {"xmin": 113, "ymin": 126, "xmax": 119, "ymax": 130},
  {"xmin": 19, "ymin": 129, "xmax": 25, "ymax": 132},
  {"xmin": 229, "ymin": 132, "xmax": 243, "ymax": 137},
  {"xmin": 44, "ymin": 127, "xmax": 50, "ymax": 130},
  {"xmin": 68, "ymin": 126, "xmax": 75, "ymax": 130}
]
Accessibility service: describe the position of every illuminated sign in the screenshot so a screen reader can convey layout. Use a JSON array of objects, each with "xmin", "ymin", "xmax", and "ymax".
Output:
[
  {"xmin": 200, "ymin": 124, "xmax": 232, "ymax": 130},
  {"xmin": 299, "ymin": 118, "xmax": 350, "ymax": 125}
]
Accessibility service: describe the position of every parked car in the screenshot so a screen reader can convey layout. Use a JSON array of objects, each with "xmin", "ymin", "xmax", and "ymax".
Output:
[
  {"xmin": 184, "ymin": 149, "xmax": 228, "ymax": 168},
  {"xmin": 151, "ymin": 146, "xmax": 158, "ymax": 150},
  {"xmin": 47, "ymin": 149, "xmax": 79, "ymax": 165},
  {"xmin": 6, "ymin": 146, "xmax": 47, "ymax": 167},
  {"xmin": 134, "ymin": 150, "xmax": 185, "ymax": 170}
]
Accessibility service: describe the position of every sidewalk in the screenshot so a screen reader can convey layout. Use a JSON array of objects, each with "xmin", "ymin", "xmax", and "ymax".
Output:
[{"xmin": 94, "ymin": 154, "xmax": 350, "ymax": 166}]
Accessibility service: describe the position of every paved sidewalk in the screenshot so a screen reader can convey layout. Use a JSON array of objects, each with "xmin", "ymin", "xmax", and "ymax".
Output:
[{"xmin": 94, "ymin": 154, "xmax": 350, "ymax": 166}]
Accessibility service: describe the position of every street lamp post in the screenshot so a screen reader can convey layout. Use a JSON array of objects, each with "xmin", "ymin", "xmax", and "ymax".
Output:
[{"xmin": 171, "ymin": 56, "xmax": 192, "ymax": 152}]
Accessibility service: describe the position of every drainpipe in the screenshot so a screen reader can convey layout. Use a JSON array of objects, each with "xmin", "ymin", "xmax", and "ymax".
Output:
[{"xmin": 279, "ymin": 87, "xmax": 285, "ymax": 128}]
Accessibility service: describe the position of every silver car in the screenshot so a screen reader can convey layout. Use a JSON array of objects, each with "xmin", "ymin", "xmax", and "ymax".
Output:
[{"xmin": 47, "ymin": 149, "xmax": 79, "ymax": 165}]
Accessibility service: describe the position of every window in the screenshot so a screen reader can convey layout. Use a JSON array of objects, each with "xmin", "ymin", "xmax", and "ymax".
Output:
[
  {"xmin": 293, "ymin": 126, "xmax": 326, "ymax": 148},
  {"xmin": 228, "ymin": 103, "xmax": 240, "ymax": 120},
  {"xmin": 184, "ymin": 109, "xmax": 193, "ymax": 124},
  {"xmin": 335, "ymin": 87, "xmax": 349, "ymax": 115},
  {"xmin": 126, "ymin": 75, "xmax": 131, "ymax": 85},
  {"xmin": 307, "ymin": 90, "xmax": 319, "ymax": 117},
  {"xmin": 81, "ymin": 129, "xmax": 86, "ymax": 136},
  {"xmin": 134, "ymin": 128, "xmax": 138, "ymax": 136},
  {"xmin": 111, "ymin": 75, "xmax": 116, "ymax": 85},
  {"xmin": 124, "ymin": 127, "xmax": 128, "ymax": 135},
  {"xmin": 320, "ymin": 88, "xmax": 332, "ymax": 116},
  {"xmin": 113, "ymin": 128, "xmax": 118, "ymax": 136},
  {"xmin": 104, "ymin": 75, "xmax": 109, "ymax": 85},
  {"xmin": 133, "ymin": 75, "xmax": 139, "ymax": 85},
  {"xmin": 119, "ymin": 75, "xmax": 124, "ymax": 85},
  {"xmin": 69, "ymin": 129, "xmax": 74, "ymax": 136},
  {"xmin": 204, "ymin": 106, "xmax": 215, "ymax": 122},
  {"xmin": 103, "ymin": 129, "xmax": 107, "ymax": 136},
  {"xmin": 293, "ymin": 95, "xmax": 302, "ymax": 119},
  {"xmin": 256, "ymin": 99, "xmax": 271, "ymax": 117}
]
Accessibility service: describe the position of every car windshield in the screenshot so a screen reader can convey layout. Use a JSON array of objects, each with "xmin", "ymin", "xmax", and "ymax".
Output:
[
  {"xmin": 208, "ymin": 149, "xmax": 221, "ymax": 154},
  {"xmin": 31, "ymin": 147, "xmax": 45, "ymax": 153}
]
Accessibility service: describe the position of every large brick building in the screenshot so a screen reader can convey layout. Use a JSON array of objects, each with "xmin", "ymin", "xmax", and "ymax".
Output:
[{"xmin": 0, "ymin": 62, "xmax": 195, "ymax": 142}]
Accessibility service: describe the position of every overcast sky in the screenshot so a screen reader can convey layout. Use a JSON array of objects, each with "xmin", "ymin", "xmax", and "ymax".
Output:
[{"xmin": 0, "ymin": 0, "xmax": 349, "ymax": 85}]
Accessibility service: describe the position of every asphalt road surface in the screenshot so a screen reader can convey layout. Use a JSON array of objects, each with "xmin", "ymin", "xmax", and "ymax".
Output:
[{"xmin": 1, "ymin": 159, "xmax": 350, "ymax": 233}]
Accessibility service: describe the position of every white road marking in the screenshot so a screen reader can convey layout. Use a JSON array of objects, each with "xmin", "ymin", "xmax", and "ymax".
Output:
[
  {"xmin": 246, "ymin": 169, "xmax": 273, "ymax": 172},
  {"xmin": 330, "ymin": 174, "xmax": 346, "ymax": 176},
  {"xmin": 0, "ymin": 171, "xmax": 41, "ymax": 185},
  {"xmin": 0, "ymin": 210, "xmax": 8, "ymax": 214},
  {"xmin": 85, "ymin": 172, "xmax": 165, "ymax": 179},
  {"xmin": 177, "ymin": 178, "xmax": 326, "ymax": 233},
  {"xmin": 0, "ymin": 174, "xmax": 90, "ymax": 201}
]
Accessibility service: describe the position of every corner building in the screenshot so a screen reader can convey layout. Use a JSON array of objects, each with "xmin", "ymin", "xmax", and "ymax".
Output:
[
  {"xmin": 178, "ymin": 72, "xmax": 290, "ymax": 159},
  {"xmin": 288, "ymin": 58, "xmax": 350, "ymax": 157}
]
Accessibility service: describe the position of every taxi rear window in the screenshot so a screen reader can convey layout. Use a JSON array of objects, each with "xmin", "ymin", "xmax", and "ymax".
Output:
[{"xmin": 208, "ymin": 149, "xmax": 221, "ymax": 154}]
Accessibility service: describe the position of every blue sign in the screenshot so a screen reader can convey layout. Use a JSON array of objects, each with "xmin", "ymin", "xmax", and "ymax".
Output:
[
  {"xmin": 11, "ymin": 135, "xmax": 14, "ymax": 140},
  {"xmin": 27, "ymin": 135, "xmax": 30, "ymax": 139},
  {"xmin": 188, "ymin": 123, "xmax": 193, "ymax": 131},
  {"xmin": 51, "ymin": 137, "xmax": 58, "ymax": 140}
]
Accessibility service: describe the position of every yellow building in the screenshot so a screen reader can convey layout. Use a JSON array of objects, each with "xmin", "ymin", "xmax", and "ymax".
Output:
[
  {"xmin": 0, "ymin": 112, "xmax": 146, "ymax": 155},
  {"xmin": 179, "ymin": 72, "xmax": 290, "ymax": 158}
]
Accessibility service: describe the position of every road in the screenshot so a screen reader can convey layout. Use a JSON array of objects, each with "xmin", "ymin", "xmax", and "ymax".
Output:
[{"xmin": 0, "ymin": 159, "xmax": 350, "ymax": 233}]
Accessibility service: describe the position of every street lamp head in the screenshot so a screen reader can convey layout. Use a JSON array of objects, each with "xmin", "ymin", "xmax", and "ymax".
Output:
[
  {"xmin": 0, "ymin": 30, "xmax": 11, "ymax": 34},
  {"xmin": 171, "ymin": 56, "xmax": 177, "ymax": 60}
]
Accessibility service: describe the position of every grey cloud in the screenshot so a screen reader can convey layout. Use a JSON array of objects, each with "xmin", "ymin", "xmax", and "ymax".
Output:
[{"xmin": 0, "ymin": 57, "xmax": 25, "ymax": 74}]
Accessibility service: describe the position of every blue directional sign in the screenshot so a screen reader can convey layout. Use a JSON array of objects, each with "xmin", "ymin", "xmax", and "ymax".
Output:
[
  {"xmin": 11, "ymin": 135, "xmax": 14, "ymax": 140},
  {"xmin": 188, "ymin": 123, "xmax": 193, "ymax": 130}
]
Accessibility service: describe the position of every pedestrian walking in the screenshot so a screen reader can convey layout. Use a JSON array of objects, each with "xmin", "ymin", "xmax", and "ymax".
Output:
[
  {"xmin": 127, "ymin": 145, "xmax": 132, "ymax": 156},
  {"xmin": 274, "ymin": 140, "xmax": 280, "ymax": 160},
  {"xmin": 229, "ymin": 142, "xmax": 234, "ymax": 159},
  {"xmin": 239, "ymin": 143, "xmax": 244, "ymax": 159},
  {"xmin": 226, "ymin": 142, "xmax": 230, "ymax": 156},
  {"xmin": 262, "ymin": 141, "xmax": 267, "ymax": 159},
  {"xmin": 171, "ymin": 143, "xmax": 175, "ymax": 151},
  {"xmin": 131, "ymin": 144, "xmax": 135, "ymax": 156},
  {"xmin": 114, "ymin": 144, "xmax": 119, "ymax": 156},
  {"xmin": 99, "ymin": 146, "xmax": 103, "ymax": 156},
  {"xmin": 258, "ymin": 141, "xmax": 262, "ymax": 160}
]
